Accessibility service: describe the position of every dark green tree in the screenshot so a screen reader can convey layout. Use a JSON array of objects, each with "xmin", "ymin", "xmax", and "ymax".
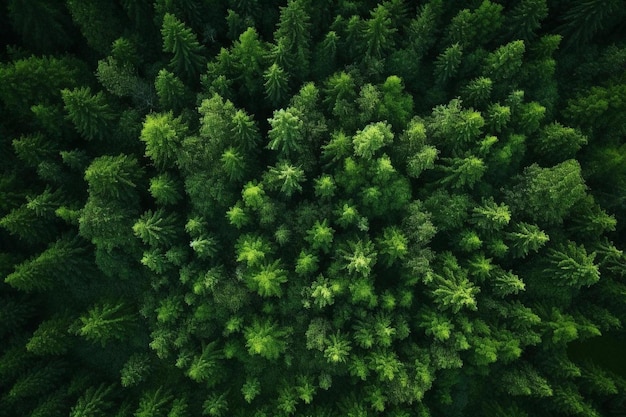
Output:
[
  {"xmin": 161, "ymin": 13, "xmax": 206, "ymax": 80},
  {"xmin": 61, "ymin": 87, "xmax": 116, "ymax": 141}
]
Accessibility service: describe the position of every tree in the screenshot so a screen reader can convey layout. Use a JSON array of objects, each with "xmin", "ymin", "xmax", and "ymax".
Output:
[
  {"xmin": 438, "ymin": 156, "xmax": 486, "ymax": 190},
  {"xmin": 246, "ymin": 260, "xmax": 288, "ymax": 298},
  {"xmin": 265, "ymin": 161, "xmax": 306, "ymax": 197},
  {"xmin": 133, "ymin": 209, "xmax": 180, "ymax": 247},
  {"xmin": 434, "ymin": 43, "xmax": 463, "ymax": 84},
  {"xmin": 241, "ymin": 377, "xmax": 261, "ymax": 403},
  {"xmin": 161, "ymin": 13, "xmax": 206, "ymax": 79},
  {"xmin": 25, "ymin": 316, "xmax": 72, "ymax": 356},
  {"xmin": 273, "ymin": 0, "xmax": 311, "ymax": 81},
  {"xmin": 506, "ymin": 222, "xmax": 549, "ymax": 259},
  {"xmin": 376, "ymin": 227, "xmax": 408, "ymax": 267},
  {"xmin": 140, "ymin": 112, "xmax": 187, "ymax": 169},
  {"xmin": 96, "ymin": 57, "xmax": 144, "ymax": 98},
  {"xmin": 61, "ymin": 87, "xmax": 115, "ymax": 141},
  {"xmin": 135, "ymin": 388, "xmax": 174, "ymax": 417},
  {"xmin": 244, "ymin": 319, "xmax": 287, "ymax": 360},
  {"xmin": 65, "ymin": 0, "xmax": 123, "ymax": 54},
  {"xmin": 505, "ymin": 0, "xmax": 548, "ymax": 41},
  {"xmin": 324, "ymin": 332, "xmax": 352, "ymax": 364},
  {"xmin": 430, "ymin": 253, "xmax": 479, "ymax": 313},
  {"xmin": 264, "ymin": 63, "xmax": 289, "ymax": 107},
  {"xmin": 230, "ymin": 27, "xmax": 267, "ymax": 98},
  {"xmin": 470, "ymin": 198, "xmax": 511, "ymax": 232},
  {"xmin": 482, "ymin": 40, "xmax": 525, "ymax": 82},
  {"xmin": 339, "ymin": 239, "xmax": 377, "ymax": 277},
  {"xmin": 5, "ymin": 235, "xmax": 87, "ymax": 292},
  {"xmin": 187, "ymin": 343, "xmax": 222, "ymax": 383},
  {"xmin": 531, "ymin": 122, "xmax": 587, "ymax": 164},
  {"xmin": 149, "ymin": 173, "xmax": 183, "ymax": 205},
  {"xmin": 558, "ymin": 0, "xmax": 624, "ymax": 47},
  {"xmin": 70, "ymin": 384, "xmax": 115, "ymax": 417},
  {"xmin": 428, "ymin": 99, "xmax": 485, "ymax": 155},
  {"xmin": 363, "ymin": 4, "xmax": 397, "ymax": 59},
  {"xmin": 505, "ymin": 159, "xmax": 587, "ymax": 225},
  {"xmin": 120, "ymin": 353, "xmax": 152, "ymax": 387},
  {"xmin": 267, "ymin": 108, "xmax": 305, "ymax": 158},
  {"xmin": 84, "ymin": 154, "xmax": 144, "ymax": 202},
  {"xmin": 352, "ymin": 122, "xmax": 394, "ymax": 160},
  {"xmin": 306, "ymin": 220, "xmax": 334, "ymax": 254},
  {"xmin": 72, "ymin": 301, "xmax": 136, "ymax": 346},
  {"xmin": 546, "ymin": 242, "xmax": 600, "ymax": 289},
  {"xmin": 155, "ymin": 69, "xmax": 189, "ymax": 111}
]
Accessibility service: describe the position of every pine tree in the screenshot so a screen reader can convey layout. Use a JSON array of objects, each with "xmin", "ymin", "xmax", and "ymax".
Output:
[
  {"xmin": 246, "ymin": 260, "xmax": 288, "ymax": 298},
  {"xmin": 267, "ymin": 108, "xmax": 305, "ymax": 158},
  {"xmin": 161, "ymin": 13, "xmax": 206, "ymax": 79},
  {"xmin": 506, "ymin": 222, "xmax": 549, "ymax": 259},
  {"xmin": 546, "ymin": 242, "xmax": 600, "ymax": 289},
  {"xmin": 155, "ymin": 69, "xmax": 189, "ymax": 111},
  {"xmin": 273, "ymin": 0, "xmax": 311, "ymax": 81},
  {"xmin": 482, "ymin": 40, "xmax": 526, "ymax": 82},
  {"xmin": 25, "ymin": 316, "xmax": 72, "ymax": 356},
  {"xmin": 61, "ymin": 87, "xmax": 116, "ymax": 141},
  {"xmin": 363, "ymin": 4, "xmax": 397, "ymax": 59},
  {"xmin": 505, "ymin": 0, "xmax": 548, "ymax": 41},
  {"xmin": 265, "ymin": 161, "xmax": 306, "ymax": 197},
  {"xmin": 352, "ymin": 122, "xmax": 394, "ymax": 160},
  {"xmin": 434, "ymin": 43, "xmax": 463, "ymax": 84},
  {"xmin": 70, "ymin": 384, "xmax": 115, "ymax": 417},
  {"xmin": 72, "ymin": 301, "xmax": 136, "ymax": 346},
  {"xmin": 149, "ymin": 173, "xmax": 183, "ymax": 206},
  {"xmin": 244, "ymin": 319, "xmax": 287, "ymax": 360},
  {"xmin": 505, "ymin": 160, "xmax": 587, "ymax": 226},
  {"xmin": 135, "ymin": 388, "xmax": 173, "ymax": 417},
  {"xmin": 83, "ymin": 154, "xmax": 144, "ymax": 202},
  {"xmin": 133, "ymin": 209, "xmax": 180, "ymax": 248},
  {"xmin": 140, "ymin": 112, "xmax": 187, "ymax": 169},
  {"xmin": 263, "ymin": 63, "xmax": 289, "ymax": 108},
  {"xmin": 5, "ymin": 235, "xmax": 87, "ymax": 292}
]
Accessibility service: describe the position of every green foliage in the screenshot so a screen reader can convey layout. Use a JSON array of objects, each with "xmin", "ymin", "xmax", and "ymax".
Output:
[
  {"xmin": 434, "ymin": 43, "xmax": 463, "ymax": 83},
  {"xmin": 155, "ymin": 69, "xmax": 189, "ymax": 111},
  {"xmin": 264, "ymin": 63, "xmax": 290, "ymax": 107},
  {"xmin": 2, "ymin": 3, "xmax": 626, "ymax": 417},
  {"xmin": 505, "ymin": 160, "xmax": 587, "ymax": 225},
  {"xmin": 70, "ymin": 384, "xmax": 115, "ymax": 417},
  {"xmin": 244, "ymin": 319, "xmax": 287, "ymax": 360},
  {"xmin": 140, "ymin": 112, "xmax": 187, "ymax": 169},
  {"xmin": 26, "ymin": 316, "xmax": 72, "ymax": 356},
  {"xmin": 84, "ymin": 154, "xmax": 144, "ymax": 202},
  {"xmin": 546, "ymin": 242, "xmax": 600, "ymax": 288},
  {"xmin": 149, "ymin": 173, "xmax": 183, "ymax": 206},
  {"xmin": 73, "ymin": 301, "xmax": 136, "ymax": 346},
  {"xmin": 133, "ymin": 209, "xmax": 180, "ymax": 247},
  {"xmin": 352, "ymin": 122, "xmax": 394, "ymax": 160},
  {"xmin": 96, "ymin": 57, "xmax": 143, "ymax": 98},
  {"xmin": 5, "ymin": 236, "xmax": 87, "ymax": 292},
  {"xmin": 267, "ymin": 108, "xmax": 304, "ymax": 158},
  {"xmin": 483, "ymin": 40, "xmax": 526, "ymax": 82},
  {"xmin": 266, "ymin": 161, "xmax": 306, "ymax": 197},
  {"xmin": 161, "ymin": 13, "xmax": 206, "ymax": 79},
  {"xmin": 62, "ymin": 87, "xmax": 115, "ymax": 141},
  {"xmin": 506, "ymin": 222, "xmax": 549, "ymax": 259}
]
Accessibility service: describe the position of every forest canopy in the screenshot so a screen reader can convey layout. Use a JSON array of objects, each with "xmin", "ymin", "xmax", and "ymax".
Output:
[{"xmin": 1, "ymin": 0, "xmax": 626, "ymax": 416}]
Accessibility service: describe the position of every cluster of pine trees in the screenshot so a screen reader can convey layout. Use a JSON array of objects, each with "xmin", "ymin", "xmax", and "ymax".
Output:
[{"xmin": 1, "ymin": 0, "xmax": 626, "ymax": 416}]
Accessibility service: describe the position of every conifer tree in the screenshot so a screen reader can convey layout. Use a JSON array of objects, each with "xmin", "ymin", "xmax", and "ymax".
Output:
[
  {"xmin": 61, "ymin": 87, "xmax": 116, "ymax": 141},
  {"xmin": 161, "ymin": 13, "xmax": 206, "ymax": 80}
]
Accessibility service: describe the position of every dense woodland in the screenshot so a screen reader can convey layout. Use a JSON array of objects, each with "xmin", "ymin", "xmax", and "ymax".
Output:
[{"xmin": 1, "ymin": 0, "xmax": 626, "ymax": 416}]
